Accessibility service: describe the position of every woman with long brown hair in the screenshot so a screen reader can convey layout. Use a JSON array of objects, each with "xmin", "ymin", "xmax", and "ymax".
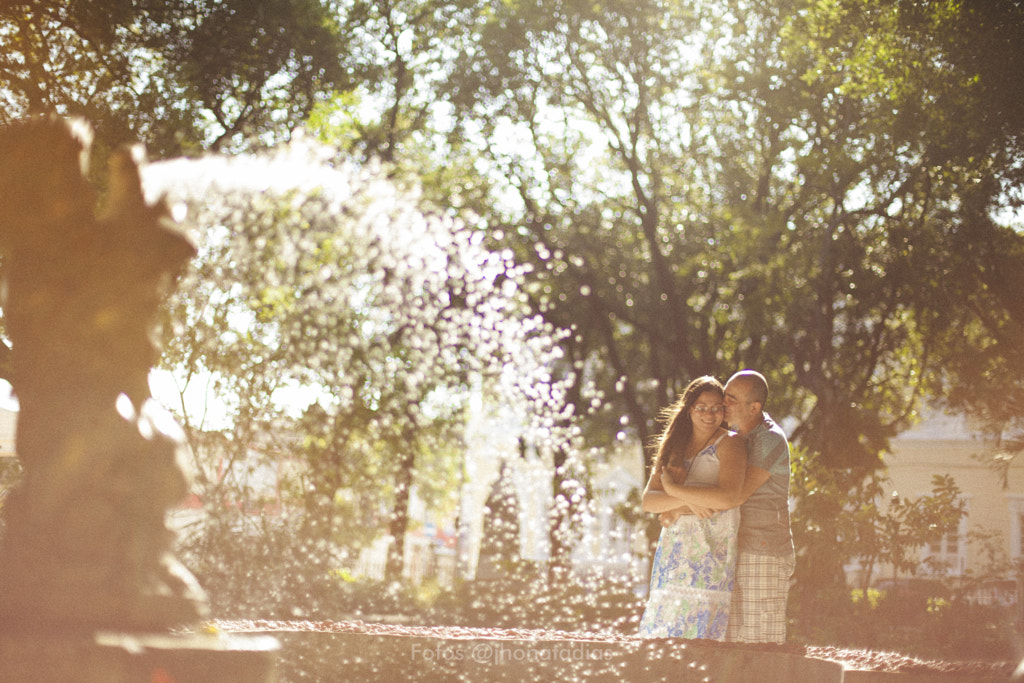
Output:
[{"xmin": 638, "ymin": 376, "xmax": 746, "ymax": 639}]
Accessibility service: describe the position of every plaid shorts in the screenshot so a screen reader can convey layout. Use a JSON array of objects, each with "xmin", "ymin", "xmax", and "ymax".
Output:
[{"xmin": 724, "ymin": 552, "xmax": 795, "ymax": 644}]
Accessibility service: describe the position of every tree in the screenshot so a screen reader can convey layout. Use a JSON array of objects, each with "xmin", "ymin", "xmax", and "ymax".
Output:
[
  {"xmin": 880, "ymin": 0, "xmax": 1024, "ymax": 479},
  {"xmin": 149, "ymin": 140, "xmax": 566, "ymax": 583},
  {"xmin": 7, "ymin": 0, "xmax": 1023, "ymax": 597},
  {"xmin": 0, "ymin": 0, "xmax": 354, "ymax": 156},
  {"xmin": 0, "ymin": 0, "xmax": 359, "ymax": 383},
  {"xmin": 793, "ymin": 448, "xmax": 966, "ymax": 591},
  {"xmin": 307, "ymin": 0, "xmax": 482, "ymax": 164},
  {"xmin": 432, "ymin": 0, "xmax": 1024, "ymax": 585},
  {"xmin": 434, "ymin": 0, "xmax": 737, "ymax": 560}
]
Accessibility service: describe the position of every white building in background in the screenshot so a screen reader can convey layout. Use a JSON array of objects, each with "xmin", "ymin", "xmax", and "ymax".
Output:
[
  {"xmin": 845, "ymin": 410, "xmax": 1023, "ymax": 605},
  {"xmin": 0, "ymin": 407, "xmax": 15, "ymax": 459},
  {"xmin": 0, "ymin": 381, "xmax": 18, "ymax": 459}
]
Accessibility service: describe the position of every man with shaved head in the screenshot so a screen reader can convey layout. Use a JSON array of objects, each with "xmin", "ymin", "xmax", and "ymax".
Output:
[{"xmin": 719, "ymin": 369, "xmax": 794, "ymax": 643}]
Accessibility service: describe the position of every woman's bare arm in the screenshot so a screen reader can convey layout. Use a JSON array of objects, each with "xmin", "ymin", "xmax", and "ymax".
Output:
[
  {"xmin": 641, "ymin": 463, "xmax": 694, "ymax": 514},
  {"xmin": 659, "ymin": 434, "xmax": 747, "ymax": 509}
]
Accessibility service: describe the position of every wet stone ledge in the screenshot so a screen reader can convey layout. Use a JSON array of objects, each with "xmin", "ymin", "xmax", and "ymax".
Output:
[
  {"xmin": 0, "ymin": 630, "xmax": 279, "ymax": 683},
  {"xmin": 214, "ymin": 620, "xmax": 1017, "ymax": 683}
]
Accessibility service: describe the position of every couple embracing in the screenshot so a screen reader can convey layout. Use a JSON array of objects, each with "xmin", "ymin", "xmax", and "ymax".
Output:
[{"xmin": 638, "ymin": 370, "xmax": 795, "ymax": 643}]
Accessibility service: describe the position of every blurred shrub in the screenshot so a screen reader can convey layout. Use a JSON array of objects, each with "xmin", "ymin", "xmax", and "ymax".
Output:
[{"xmin": 788, "ymin": 581, "xmax": 1018, "ymax": 661}]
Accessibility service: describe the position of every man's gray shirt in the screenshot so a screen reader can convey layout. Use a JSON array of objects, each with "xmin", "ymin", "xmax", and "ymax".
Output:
[{"xmin": 738, "ymin": 413, "xmax": 795, "ymax": 558}]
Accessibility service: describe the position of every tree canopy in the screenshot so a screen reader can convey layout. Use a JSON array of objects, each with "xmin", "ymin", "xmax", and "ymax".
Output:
[
  {"xmin": 3, "ymin": 0, "xmax": 1024, "ymax": 588},
  {"xmin": 0, "ymin": 0, "xmax": 354, "ymax": 155},
  {"xmin": 422, "ymin": 0, "xmax": 1024, "ymax": 475}
]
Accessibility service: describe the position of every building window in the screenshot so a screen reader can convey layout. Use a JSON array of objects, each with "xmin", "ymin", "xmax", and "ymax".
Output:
[
  {"xmin": 924, "ymin": 533, "xmax": 961, "ymax": 572},
  {"xmin": 920, "ymin": 498, "xmax": 969, "ymax": 576},
  {"xmin": 1008, "ymin": 495, "xmax": 1024, "ymax": 560}
]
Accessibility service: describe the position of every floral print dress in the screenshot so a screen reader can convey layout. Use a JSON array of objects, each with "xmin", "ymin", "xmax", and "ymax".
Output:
[{"xmin": 639, "ymin": 434, "xmax": 739, "ymax": 640}]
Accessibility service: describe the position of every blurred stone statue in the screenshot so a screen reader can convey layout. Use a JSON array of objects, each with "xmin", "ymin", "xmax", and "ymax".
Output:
[{"xmin": 0, "ymin": 116, "xmax": 208, "ymax": 629}]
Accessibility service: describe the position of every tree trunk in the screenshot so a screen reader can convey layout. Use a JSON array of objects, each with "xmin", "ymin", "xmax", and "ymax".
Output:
[{"xmin": 385, "ymin": 449, "xmax": 416, "ymax": 582}]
